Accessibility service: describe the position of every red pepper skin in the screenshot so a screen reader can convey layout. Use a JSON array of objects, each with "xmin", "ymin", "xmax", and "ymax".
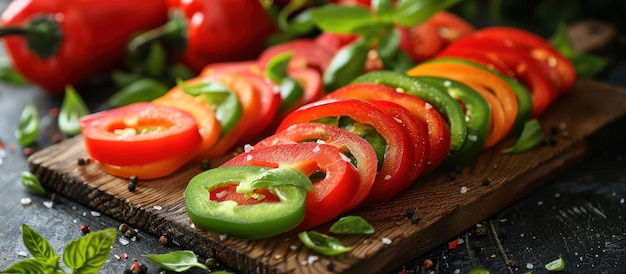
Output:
[
  {"xmin": 168, "ymin": 0, "xmax": 277, "ymax": 72},
  {"xmin": 0, "ymin": 0, "xmax": 168, "ymax": 96}
]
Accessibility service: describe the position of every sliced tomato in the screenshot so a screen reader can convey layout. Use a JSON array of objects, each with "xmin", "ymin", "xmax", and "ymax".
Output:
[
  {"xmin": 324, "ymin": 82, "xmax": 448, "ymax": 174},
  {"xmin": 277, "ymin": 98, "xmax": 416, "ymax": 204},
  {"xmin": 79, "ymin": 102, "xmax": 202, "ymax": 179},
  {"xmin": 258, "ymin": 39, "xmax": 335, "ymax": 73},
  {"xmin": 474, "ymin": 27, "xmax": 576, "ymax": 93},
  {"xmin": 255, "ymin": 123, "xmax": 377, "ymax": 211},
  {"xmin": 427, "ymin": 11, "xmax": 475, "ymax": 44},
  {"xmin": 221, "ymin": 143, "xmax": 361, "ymax": 230}
]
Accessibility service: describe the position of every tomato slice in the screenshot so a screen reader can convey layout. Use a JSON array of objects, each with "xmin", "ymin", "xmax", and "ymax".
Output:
[
  {"xmin": 427, "ymin": 11, "xmax": 476, "ymax": 44},
  {"xmin": 255, "ymin": 123, "xmax": 378, "ymax": 211},
  {"xmin": 221, "ymin": 143, "xmax": 361, "ymax": 230},
  {"xmin": 258, "ymin": 39, "xmax": 335, "ymax": 73},
  {"xmin": 79, "ymin": 102, "xmax": 202, "ymax": 179},
  {"xmin": 277, "ymin": 98, "xmax": 416, "ymax": 204}
]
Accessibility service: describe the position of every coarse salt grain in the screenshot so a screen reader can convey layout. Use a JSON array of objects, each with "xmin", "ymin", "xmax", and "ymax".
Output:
[
  {"xmin": 460, "ymin": 186, "xmax": 468, "ymax": 193},
  {"xmin": 526, "ymin": 263, "xmax": 534, "ymax": 269},
  {"xmin": 425, "ymin": 103, "xmax": 433, "ymax": 110},
  {"xmin": 119, "ymin": 237, "xmax": 130, "ymax": 245},
  {"xmin": 43, "ymin": 200, "xmax": 54, "ymax": 209},
  {"xmin": 467, "ymin": 135, "xmax": 477, "ymax": 142},
  {"xmin": 443, "ymin": 80, "xmax": 451, "ymax": 87},
  {"xmin": 307, "ymin": 255, "xmax": 319, "ymax": 264},
  {"xmin": 316, "ymin": 139, "xmax": 326, "ymax": 144},
  {"xmin": 90, "ymin": 211, "xmax": 101, "ymax": 217},
  {"xmin": 384, "ymin": 175, "xmax": 392, "ymax": 181},
  {"xmin": 313, "ymin": 145, "xmax": 321, "ymax": 153},
  {"xmin": 153, "ymin": 205, "xmax": 162, "ymax": 210},
  {"xmin": 620, "ymin": 198, "xmax": 624, "ymax": 204},
  {"xmin": 381, "ymin": 238, "xmax": 392, "ymax": 245},
  {"xmin": 17, "ymin": 251, "xmax": 28, "ymax": 257},
  {"xmin": 243, "ymin": 144, "xmax": 254, "ymax": 152},
  {"xmin": 340, "ymin": 152, "xmax": 351, "ymax": 163},
  {"xmin": 219, "ymin": 234, "xmax": 228, "ymax": 241},
  {"xmin": 246, "ymin": 154, "xmax": 253, "ymax": 161},
  {"xmin": 20, "ymin": 197, "xmax": 32, "ymax": 205}
]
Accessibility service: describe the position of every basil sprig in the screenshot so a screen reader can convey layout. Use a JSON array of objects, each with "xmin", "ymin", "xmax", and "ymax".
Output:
[
  {"xmin": 1, "ymin": 224, "xmax": 116, "ymax": 274},
  {"xmin": 144, "ymin": 250, "xmax": 208, "ymax": 272},
  {"xmin": 329, "ymin": 216, "xmax": 375, "ymax": 234},
  {"xmin": 309, "ymin": 0, "xmax": 461, "ymax": 90},
  {"xmin": 502, "ymin": 119, "xmax": 545, "ymax": 154},
  {"xmin": 59, "ymin": 86, "xmax": 89, "ymax": 136},
  {"xmin": 15, "ymin": 102, "xmax": 40, "ymax": 147},
  {"xmin": 298, "ymin": 231, "xmax": 352, "ymax": 256},
  {"xmin": 265, "ymin": 52, "xmax": 305, "ymax": 113},
  {"xmin": 550, "ymin": 23, "xmax": 607, "ymax": 77}
]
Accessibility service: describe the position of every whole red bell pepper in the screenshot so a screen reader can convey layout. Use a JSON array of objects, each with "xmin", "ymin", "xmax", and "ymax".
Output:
[
  {"xmin": 129, "ymin": 0, "xmax": 277, "ymax": 73},
  {"xmin": 0, "ymin": 0, "xmax": 168, "ymax": 96}
]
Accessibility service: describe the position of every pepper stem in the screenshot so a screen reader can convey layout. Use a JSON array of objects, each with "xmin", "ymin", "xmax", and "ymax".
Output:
[
  {"xmin": 0, "ymin": 16, "xmax": 63, "ymax": 59},
  {"xmin": 128, "ymin": 9, "xmax": 187, "ymax": 53}
]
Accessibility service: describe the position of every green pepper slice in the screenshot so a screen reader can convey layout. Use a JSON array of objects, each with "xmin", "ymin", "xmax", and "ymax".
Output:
[
  {"xmin": 184, "ymin": 166, "xmax": 312, "ymax": 239},
  {"xmin": 351, "ymin": 71, "xmax": 467, "ymax": 151},
  {"xmin": 416, "ymin": 76, "xmax": 491, "ymax": 166}
]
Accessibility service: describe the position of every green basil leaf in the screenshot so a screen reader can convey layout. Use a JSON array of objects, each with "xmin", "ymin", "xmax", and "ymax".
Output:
[
  {"xmin": 59, "ymin": 86, "xmax": 89, "ymax": 136},
  {"xmin": 236, "ymin": 167, "xmax": 313, "ymax": 193},
  {"xmin": 277, "ymin": 0, "xmax": 315, "ymax": 35},
  {"xmin": 21, "ymin": 224, "xmax": 58, "ymax": 261},
  {"xmin": 377, "ymin": 27, "xmax": 401, "ymax": 69},
  {"xmin": 21, "ymin": 171, "xmax": 46, "ymax": 196},
  {"xmin": 329, "ymin": 216, "xmax": 375, "ymax": 234},
  {"xmin": 110, "ymin": 70, "xmax": 143, "ymax": 89},
  {"xmin": 298, "ymin": 231, "xmax": 352, "ymax": 256},
  {"xmin": 309, "ymin": 5, "xmax": 379, "ymax": 34},
  {"xmin": 108, "ymin": 78, "xmax": 169, "ymax": 107},
  {"xmin": 15, "ymin": 102, "xmax": 40, "ymax": 147},
  {"xmin": 569, "ymin": 54, "xmax": 607, "ymax": 77},
  {"xmin": 145, "ymin": 42, "xmax": 167, "ymax": 78},
  {"xmin": 169, "ymin": 63, "xmax": 195, "ymax": 81},
  {"xmin": 62, "ymin": 228, "xmax": 116, "ymax": 273},
  {"xmin": 393, "ymin": 0, "xmax": 462, "ymax": 27},
  {"xmin": 502, "ymin": 119, "xmax": 544, "ymax": 154},
  {"xmin": 323, "ymin": 38, "xmax": 372, "ymax": 91},
  {"xmin": 265, "ymin": 52, "xmax": 293, "ymax": 82},
  {"xmin": 468, "ymin": 268, "xmax": 491, "ymax": 274},
  {"xmin": 179, "ymin": 80, "xmax": 242, "ymax": 135},
  {"xmin": 144, "ymin": 250, "xmax": 208, "ymax": 272},
  {"xmin": 1, "ymin": 257, "xmax": 57, "ymax": 274},
  {"xmin": 265, "ymin": 52, "xmax": 305, "ymax": 112},
  {"xmin": 372, "ymin": 0, "xmax": 395, "ymax": 20},
  {"xmin": 545, "ymin": 254, "xmax": 565, "ymax": 271},
  {"xmin": 550, "ymin": 23, "xmax": 574, "ymax": 57},
  {"xmin": 0, "ymin": 57, "xmax": 29, "ymax": 86}
]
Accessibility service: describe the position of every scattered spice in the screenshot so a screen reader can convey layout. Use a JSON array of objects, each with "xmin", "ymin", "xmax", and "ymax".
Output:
[
  {"xmin": 77, "ymin": 157, "xmax": 90, "ymax": 166},
  {"xmin": 507, "ymin": 259, "xmax": 516, "ymax": 267},
  {"xmin": 48, "ymin": 107, "xmax": 59, "ymax": 118},
  {"xmin": 23, "ymin": 147, "xmax": 34, "ymax": 157},
  {"xmin": 52, "ymin": 134, "xmax": 62, "ymax": 144},
  {"xmin": 448, "ymin": 239, "xmax": 459, "ymax": 249},
  {"xmin": 473, "ymin": 240, "xmax": 482, "ymax": 249},
  {"xmin": 128, "ymin": 176, "xmax": 138, "ymax": 192},
  {"xmin": 159, "ymin": 235, "xmax": 169, "ymax": 245},
  {"xmin": 80, "ymin": 224, "xmax": 90, "ymax": 234},
  {"xmin": 405, "ymin": 208, "xmax": 415, "ymax": 219},
  {"xmin": 205, "ymin": 257, "xmax": 217, "ymax": 268},
  {"xmin": 201, "ymin": 159, "xmax": 211, "ymax": 170},
  {"xmin": 482, "ymin": 177, "xmax": 492, "ymax": 186},
  {"xmin": 447, "ymin": 171, "xmax": 457, "ymax": 181},
  {"xmin": 475, "ymin": 224, "xmax": 488, "ymax": 237},
  {"xmin": 326, "ymin": 260, "xmax": 335, "ymax": 271},
  {"xmin": 119, "ymin": 253, "xmax": 128, "ymax": 259},
  {"xmin": 124, "ymin": 229, "xmax": 136, "ymax": 238},
  {"xmin": 119, "ymin": 223, "xmax": 129, "ymax": 233},
  {"xmin": 423, "ymin": 259, "xmax": 433, "ymax": 269}
]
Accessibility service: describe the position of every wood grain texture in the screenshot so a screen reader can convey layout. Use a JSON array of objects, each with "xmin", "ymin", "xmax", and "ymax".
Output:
[{"xmin": 28, "ymin": 78, "xmax": 626, "ymax": 273}]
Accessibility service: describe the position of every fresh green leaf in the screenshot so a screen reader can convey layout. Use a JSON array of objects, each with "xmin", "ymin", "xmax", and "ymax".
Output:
[
  {"xmin": 372, "ymin": 0, "xmax": 395, "ymax": 20},
  {"xmin": 169, "ymin": 63, "xmax": 195, "ymax": 81},
  {"xmin": 309, "ymin": 5, "xmax": 379, "ymax": 34},
  {"xmin": 545, "ymin": 254, "xmax": 565, "ymax": 271},
  {"xmin": 21, "ymin": 171, "xmax": 46, "ymax": 196},
  {"xmin": 329, "ymin": 216, "xmax": 375, "ymax": 234},
  {"xmin": 15, "ymin": 102, "xmax": 40, "ymax": 147},
  {"xmin": 468, "ymin": 268, "xmax": 490, "ymax": 274},
  {"xmin": 63, "ymin": 228, "xmax": 116, "ymax": 274},
  {"xmin": 179, "ymin": 80, "xmax": 242, "ymax": 134},
  {"xmin": 298, "ymin": 231, "xmax": 352, "ymax": 256},
  {"xmin": 108, "ymin": 78, "xmax": 169, "ymax": 107},
  {"xmin": 0, "ymin": 57, "xmax": 29, "ymax": 86},
  {"xmin": 1, "ymin": 257, "xmax": 58, "ymax": 274},
  {"xmin": 21, "ymin": 224, "xmax": 58, "ymax": 261},
  {"xmin": 550, "ymin": 23, "xmax": 574, "ymax": 57},
  {"xmin": 59, "ymin": 86, "xmax": 89, "ymax": 136},
  {"xmin": 144, "ymin": 250, "xmax": 208, "ymax": 272},
  {"xmin": 111, "ymin": 70, "xmax": 143, "ymax": 89},
  {"xmin": 265, "ymin": 52, "xmax": 293, "ymax": 82},
  {"xmin": 569, "ymin": 53, "xmax": 607, "ymax": 77},
  {"xmin": 145, "ymin": 42, "xmax": 167, "ymax": 78},
  {"xmin": 323, "ymin": 38, "xmax": 372, "ymax": 91},
  {"xmin": 265, "ymin": 51, "xmax": 305, "ymax": 112},
  {"xmin": 236, "ymin": 167, "xmax": 313, "ymax": 194},
  {"xmin": 277, "ymin": 0, "xmax": 315, "ymax": 35},
  {"xmin": 502, "ymin": 119, "xmax": 544, "ymax": 154},
  {"xmin": 393, "ymin": 0, "xmax": 462, "ymax": 27}
]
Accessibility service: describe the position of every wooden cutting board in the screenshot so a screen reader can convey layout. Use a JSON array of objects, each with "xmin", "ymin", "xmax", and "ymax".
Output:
[{"xmin": 27, "ymin": 78, "xmax": 626, "ymax": 273}]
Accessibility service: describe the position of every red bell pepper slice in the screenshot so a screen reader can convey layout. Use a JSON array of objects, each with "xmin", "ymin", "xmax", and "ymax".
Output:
[
  {"xmin": 221, "ymin": 142, "xmax": 361, "ymax": 230},
  {"xmin": 277, "ymin": 98, "xmax": 416, "ymax": 204},
  {"xmin": 323, "ymin": 82, "xmax": 447, "ymax": 175},
  {"xmin": 258, "ymin": 39, "xmax": 335, "ymax": 73},
  {"xmin": 79, "ymin": 102, "xmax": 202, "ymax": 179},
  {"xmin": 255, "ymin": 122, "xmax": 378, "ymax": 211}
]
